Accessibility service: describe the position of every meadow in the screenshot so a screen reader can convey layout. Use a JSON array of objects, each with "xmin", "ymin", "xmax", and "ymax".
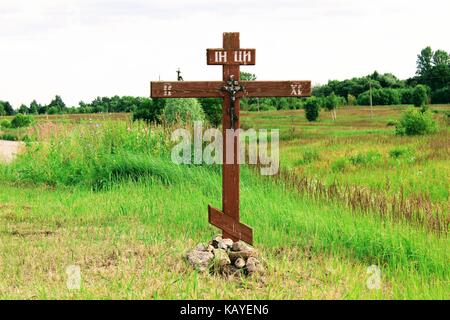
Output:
[{"xmin": 0, "ymin": 105, "xmax": 448, "ymax": 299}]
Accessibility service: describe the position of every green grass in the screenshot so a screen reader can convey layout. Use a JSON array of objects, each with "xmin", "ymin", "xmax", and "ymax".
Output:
[
  {"xmin": 0, "ymin": 106, "xmax": 449, "ymax": 299},
  {"xmin": 243, "ymin": 106, "xmax": 450, "ymax": 202},
  {"xmin": 1, "ymin": 166, "xmax": 448, "ymax": 299}
]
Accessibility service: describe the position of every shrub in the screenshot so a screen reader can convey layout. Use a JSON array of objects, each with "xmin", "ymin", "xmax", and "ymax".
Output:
[
  {"xmin": 199, "ymin": 98, "xmax": 222, "ymax": 126},
  {"xmin": 412, "ymin": 85, "xmax": 428, "ymax": 107},
  {"xmin": 357, "ymin": 88, "xmax": 401, "ymax": 105},
  {"xmin": 348, "ymin": 151, "xmax": 382, "ymax": 167},
  {"xmin": 389, "ymin": 147, "xmax": 413, "ymax": 159},
  {"xmin": 0, "ymin": 119, "xmax": 11, "ymax": 128},
  {"xmin": 324, "ymin": 93, "xmax": 339, "ymax": 111},
  {"xmin": 10, "ymin": 114, "xmax": 34, "ymax": 128},
  {"xmin": 304, "ymin": 97, "xmax": 320, "ymax": 121},
  {"xmin": 347, "ymin": 94, "xmax": 357, "ymax": 106},
  {"xmin": 431, "ymin": 86, "xmax": 450, "ymax": 104},
  {"xmin": 300, "ymin": 148, "xmax": 320, "ymax": 164},
  {"xmin": 331, "ymin": 158, "xmax": 348, "ymax": 172},
  {"xmin": 386, "ymin": 119, "xmax": 398, "ymax": 126},
  {"xmin": 399, "ymin": 88, "xmax": 414, "ymax": 104},
  {"xmin": 395, "ymin": 107, "xmax": 437, "ymax": 136},
  {"xmin": 133, "ymin": 98, "xmax": 165, "ymax": 124},
  {"xmin": 163, "ymin": 98, "xmax": 205, "ymax": 125},
  {"xmin": 0, "ymin": 134, "xmax": 18, "ymax": 141}
]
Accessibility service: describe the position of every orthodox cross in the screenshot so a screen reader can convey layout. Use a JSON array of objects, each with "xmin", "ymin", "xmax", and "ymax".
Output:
[
  {"xmin": 176, "ymin": 68, "xmax": 183, "ymax": 81},
  {"xmin": 151, "ymin": 32, "xmax": 311, "ymax": 244}
]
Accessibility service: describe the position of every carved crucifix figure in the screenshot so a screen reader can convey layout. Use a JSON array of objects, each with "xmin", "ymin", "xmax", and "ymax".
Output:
[{"xmin": 151, "ymin": 32, "xmax": 311, "ymax": 245}]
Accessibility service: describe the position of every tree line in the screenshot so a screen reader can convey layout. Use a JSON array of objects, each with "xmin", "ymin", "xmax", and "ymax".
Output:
[
  {"xmin": 313, "ymin": 46, "xmax": 449, "ymax": 105},
  {"xmin": 1, "ymin": 46, "xmax": 448, "ymax": 120}
]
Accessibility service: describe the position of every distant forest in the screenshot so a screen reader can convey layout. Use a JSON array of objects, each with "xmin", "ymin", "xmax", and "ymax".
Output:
[{"xmin": 1, "ymin": 46, "xmax": 449, "ymax": 121}]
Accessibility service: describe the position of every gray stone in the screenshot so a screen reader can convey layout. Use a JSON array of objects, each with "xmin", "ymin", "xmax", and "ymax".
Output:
[
  {"xmin": 195, "ymin": 243, "xmax": 207, "ymax": 252},
  {"xmin": 222, "ymin": 264, "xmax": 240, "ymax": 277},
  {"xmin": 212, "ymin": 248, "xmax": 231, "ymax": 267},
  {"xmin": 186, "ymin": 250, "xmax": 214, "ymax": 272},
  {"xmin": 246, "ymin": 257, "xmax": 263, "ymax": 275},
  {"xmin": 217, "ymin": 241, "xmax": 228, "ymax": 250},
  {"xmin": 211, "ymin": 235, "xmax": 223, "ymax": 248},
  {"xmin": 231, "ymin": 241, "xmax": 253, "ymax": 252},
  {"xmin": 228, "ymin": 248, "xmax": 256, "ymax": 261},
  {"xmin": 222, "ymin": 238, "xmax": 234, "ymax": 248},
  {"xmin": 234, "ymin": 258, "xmax": 246, "ymax": 269}
]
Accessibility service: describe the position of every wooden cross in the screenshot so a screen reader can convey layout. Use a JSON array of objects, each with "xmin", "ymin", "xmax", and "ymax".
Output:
[{"xmin": 151, "ymin": 32, "xmax": 311, "ymax": 245}]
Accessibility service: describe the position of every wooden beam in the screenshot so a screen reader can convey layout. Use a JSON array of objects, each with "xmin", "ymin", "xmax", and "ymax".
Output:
[
  {"xmin": 207, "ymin": 49, "xmax": 256, "ymax": 65},
  {"xmin": 221, "ymin": 32, "xmax": 243, "ymax": 242},
  {"xmin": 150, "ymin": 80, "xmax": 311, "ymax": 99},
  {"xmin": 150, "ymin": 81, "xmax": 223, "ymax": 98},
  {"xmin": 208, "ymin": 205, "xmax": 253, "ymax": 245},
  {"xmin": 240, "ymin": 81, "xmax": 312, "ymax": 98}
]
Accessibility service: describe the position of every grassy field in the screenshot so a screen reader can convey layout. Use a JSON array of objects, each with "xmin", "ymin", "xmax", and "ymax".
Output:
[{"xmin": 0, "ymin": 106, "xmax": 449, "ymax": 299}]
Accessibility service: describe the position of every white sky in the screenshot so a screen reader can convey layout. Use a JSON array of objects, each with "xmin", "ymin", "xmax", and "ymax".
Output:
[{"xmin": 0, "ymin": 0, "xmax": 449, "ymax": 107}]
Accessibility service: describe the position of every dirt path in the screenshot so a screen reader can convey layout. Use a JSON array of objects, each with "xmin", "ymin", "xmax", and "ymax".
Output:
[{"xmin": 0, "ymin": 140, "xmax": 24, "ymax": 164}]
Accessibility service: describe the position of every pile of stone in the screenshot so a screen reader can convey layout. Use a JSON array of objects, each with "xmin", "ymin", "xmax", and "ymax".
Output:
[{"xmin": 186, "ymin": 235, "xmax": 264, "ymax": 277}]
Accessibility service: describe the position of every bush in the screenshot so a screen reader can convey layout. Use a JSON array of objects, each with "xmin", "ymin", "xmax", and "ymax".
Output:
[
  {"xmin": 431, "ymin": 86, "xmax": 450, "ymax": 104},
  {"xmin": 324, "ymin": 93, "xmax": 339, "ymax": 111},
  {"xmin": 304, "ymin": 97, "xmax": 320, "ymax": 121},
  {"xmin": 298, "ymin": 148, "xmax": 320, "ymax": 165},
  {"xmin": 10, "ymin": 114, "xmax": 34, "ymax": 128},
  {"xmin": 389, "ymin": 147, "xmax": 413, "ymax": 159},
  {"xmin": 347, "ymin": 94, "xmax": 357, "ymax": 106},
  {"xmin": 412, "ymin": 85, "xmax": 428, "ymax": 107},
  {"xmin": 348, "ymin": 151, "xmax": 382, "ymax": 167},
  {"xmin": 0, "ymin": 134, "xmax": 18, "ymax": 141},
  {"xmin": 395, "ymin": 108, "xmax": 437, "ymax": 136},
  {"xmin": 399, "ymin": 88, "xmax": 414, "ymax": 104},
  {"xmin": 386, "ymin": 119, "xmax": 398, "ymax": 126},
  {"xmin": 0, "ymin": 119, "xmax": 11, "ymax": 128},
  {"xmin": 199, "ymin": 98, "xmax": 222, "ymax": 126},
  {"xmin": 331, "ymin": 158, "xmax": 348, "ymax": 172},
  {"xmin": 163, "ymin": 98, "xmax": 205, "ymax": 125},
  {"xmin": 357, "ymin": 88, "xmax": 401, "ymax": 105}
]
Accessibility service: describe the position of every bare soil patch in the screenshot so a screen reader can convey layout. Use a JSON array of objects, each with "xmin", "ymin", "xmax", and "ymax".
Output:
[{"xmin": 0, "ymin": 140, "xmax": 24, "ymax": 164}]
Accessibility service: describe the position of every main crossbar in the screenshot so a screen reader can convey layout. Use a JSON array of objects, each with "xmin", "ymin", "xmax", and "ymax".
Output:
[{"xmin": 150, "ymin": 80, "xmax": 311, "ymax": 98}]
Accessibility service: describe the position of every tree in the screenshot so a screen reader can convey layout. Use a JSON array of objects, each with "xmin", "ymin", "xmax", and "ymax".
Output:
[
  {"xmin": 19, "ymin": 104, "xmax": 29, "ymax": 114},
  {"xmin": 395, "ymin": 107, "xmax": 437, "ymax": 136},
  {"xmin": 432, "ymin": 50, "xmax": 450, "ymax": 66},
  {"xmin": 412, "ymin": 84, "xmax": 428, "ymax": 107},
  {"xmin": 29, "ymin": 100, "xmax": 40, "ymax": 114},
  {"xmin": 240, "ymin": 72, "xmax": 256, "ymax": 81},
  {"xmin": 47, "ymin": 95, "xmax": 66, "ymax": 113},
  {"xmin": 163, "ymin": 98, "xmax": 205, "ymax": 125},
  {"xmin": 199, "ymin": 98, "xmax": 222, "ymax": 126},
  {"xmin": 324, "ymin": 93, "xmax": 339, "ymax": 120},
  {"xmin": 132, "ymin": 98, "xmax": 163, "ymax": 123},
  {"xmin": 416, "ymin": 46, "xmax": 433, "ymax": 76},
  {"xmin": 0, "ymin": 101, "xmax": 15, "ymax": 115},
  {"xmin": 10, "ymin": 114, "xmax": 34, "ymax": 128},
  {"xmin": 415, "ymin": 47, "xmax": 450, "ymax": 93},
  {"xmin": 304, "ymin": 97, "xmax": 320, "ymax": 122}
]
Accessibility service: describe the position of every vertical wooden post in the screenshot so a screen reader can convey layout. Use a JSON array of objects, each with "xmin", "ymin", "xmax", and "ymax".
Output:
[{"xmin": 221, "ymin": 32, "xmax": 240, "ymax": 241}]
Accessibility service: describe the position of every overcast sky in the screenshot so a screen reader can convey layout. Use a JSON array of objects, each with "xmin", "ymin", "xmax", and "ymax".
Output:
[{"xmin": 1, "ymin": 0, "xmax": 449, "ymax": 107}]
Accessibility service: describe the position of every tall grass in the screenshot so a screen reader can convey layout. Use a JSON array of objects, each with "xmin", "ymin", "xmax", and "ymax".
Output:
[
  {"xmin": 0, "ymin": 121, "xmax": 177, "ymax": 188},
  {"xmin": 1, "ymin": 120, "xmax": 448, "ymax": 281}
]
